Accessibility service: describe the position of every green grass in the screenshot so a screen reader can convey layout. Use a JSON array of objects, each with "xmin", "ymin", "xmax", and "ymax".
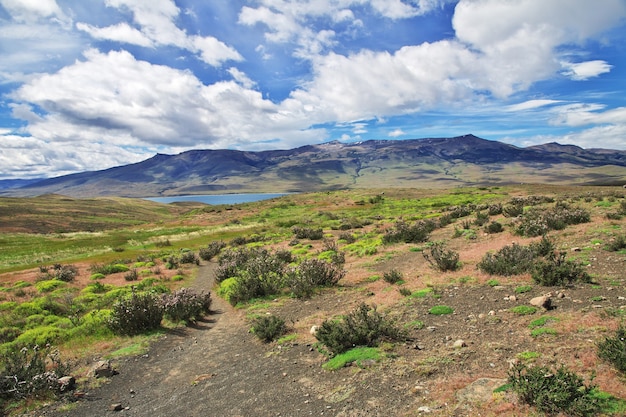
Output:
[
  {"xmin": 510, "ymin": 305, "xmax": 537, "ymax": 315},
  {"xmin": 514, "ymin": 285, "xmax": 533, "ymax": 294},
  {"xmin": 322, "ymin": 347, "xmax": 381, "ymax": 370},
  {"xmin": 517, "ymin": 351, "xmax": 541, "ymax": 361},
  {"xmin": 428, "ymin": 305, "xmax": 453, "ymax": 315},
  {"xmin": 530, "ymin": 327, "xmax": 558, "ymax": 337},
  {"xmin": 528, "ymin": 316, "xmax": 559, "ymax": 328}
]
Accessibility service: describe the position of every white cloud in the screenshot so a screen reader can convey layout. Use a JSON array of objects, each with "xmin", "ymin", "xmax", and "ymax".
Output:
[
  {"xmin": 517, "ymin": 123, "xmax": 626, "ymax": 151},
  {"xmin": 76, "ymin": 0, "xmax": 242, "ymax": 66},
  {"xmin": 389, "ymin": 129, "xmax": 405, "ymax": 137},
  {"xmin": 561, "ymin": 60, "xmax": 613, "ymax": 81},
  {"xmin": 8, "ymin": 50, "xmax": 325, "ymax": 161},
  {"xmin": 0, "ymin": 0, "xmax": 67, "ymax": 24},
  {"xmin": 75, "ymin": 22, "xmax": 153, "ymax": 47},
  {"xmin": 551, "ymin": 104, "xmax": 626, "ymax": 127},
  {"xmin": 506, "ymin": 100, "xmax": 563, "ymax": 112}
]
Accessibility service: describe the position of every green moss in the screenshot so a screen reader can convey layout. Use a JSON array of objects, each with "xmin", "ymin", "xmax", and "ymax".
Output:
[
  {"xmin": 429, "ymin": 305, "xmax": 453, "ymax": 315},
  {"xmin": 510, "ymin": 305, "xmax": 537, "ymax": 315},
  {"xmin": 35, "ymin": 279, "xmax": 66, "ymax": 293}
]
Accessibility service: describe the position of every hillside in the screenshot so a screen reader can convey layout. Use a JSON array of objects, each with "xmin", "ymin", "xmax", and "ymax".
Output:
[{"xmin": 4, "ymin": 135, "xmax": 626, "ymax": 198}]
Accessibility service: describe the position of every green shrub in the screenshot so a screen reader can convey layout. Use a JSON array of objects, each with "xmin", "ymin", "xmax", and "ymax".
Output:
[
  {"xmin": 597, "ymin": 327, "xmax": 626, "ymax": 373},
  {"xmin": 124, "ymin": 269, "xmax": 139, "ymax": 281},
  {"xmin": 179, "ymin": 251, "xmax": 199, "ymax": 265},
  {"xmin": 250, "ymin": 315, "xmax": 286, "ymax": 343},
  {"xmin": 606, "ymin": 235, "xmax": 626, "ymax": 252},
  {"xmin": 484, "ymin": 221, "xmax": 503, "ymax": 234},
  {"xmin": 383, "ymin": 269, "xmax": 403, "ymax": 284},
  {"xmin": 0, "ymin": 345, "xmax": 70, "ymax": 402},
  {"xmin": 532, "ymin": 252, "xmax": 591, "ymax": 286},
  {"xmin": 292, "ymin": 226, "xmax": 324, "ymax": 240},
  {"xmin": 90, "ymin": 263, "xmax": 129, "ymax": 275},
  {"xmin": 90, "ymin": 273, "xmax": 106, "ymax": 280},
  {"xmin": 516, "ymin": 204, "xmax": 591, "ymax": 237},
  {"xmin": 288, "ymin": 258, "xmax": 345, "ymax": 299},
  {"xmin": 502, "ymin": 203, "xmax": 524, "ymax": 218},
  {"xmin": 428, "ymin": 305, "xmax": 453, "ymax": 315},
  {"xmin": 423, "ymin": 242, "xmax": 460, "ymax": 271},
  {"xmin": 383, "ymin": 220, "xmax": 436, "ymax": 244},
  {"xmin": 477, "ymin": 243, "xmax": 538, "ymax": 276},
  {"xmin": 162, "ymin": 288, "xmax": 212, "ymax": 323},
  {"xmin": 315, "ymin": 303, "xmax": 406, "ymax": 355},
  {"xmin": 474, "ymin": 211, "xmax": 489, "ymax": 226},
  {"xmin": 35, "ymin": 279, "xmax": 65, "ymax": 293},
  {"xmin": 199, "ymin": 240, "xmax": 226, "ymax": 261},
  {"xmin": 398, "ymin": 287, "xmax": 412, "ymax": 296},
  {"xmin": 52, "ymin": 264, "xmax": 78, "ymax": 282},
  {"xmin": 107, "ymin": 291, "xmax": 163, "ymax": 336},
  {"xmin": 507, "ymin": 363, "xmax": 600, "ymax": 417}
]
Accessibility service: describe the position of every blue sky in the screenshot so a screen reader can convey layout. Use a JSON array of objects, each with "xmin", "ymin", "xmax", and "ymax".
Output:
[{"xmin": 1, "ymin": 0, "xmax": 625, "ymax": 180}]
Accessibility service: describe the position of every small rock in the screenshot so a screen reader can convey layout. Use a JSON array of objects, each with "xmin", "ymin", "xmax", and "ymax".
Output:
[
  {"xmin": 557, "ymin": 292, "xmax": 566, "ymax": 299},
  {"xmin": 91, "ymin": 360, "xmax": 116, "ymax": 378},
  {"xmin": 530, "ymin": 295, "xmax": 551, "ymax": 309},
  {"xmin": 572, "ymin": 247, "xmax": 582, "ymax": 252},
  {"xmin": 109, "ymin": 403, "xmax": 123, "ymax": 412},
  {"xmin": 418, "ymin": 406, "xmax": 432, "ymax": 413},
  {"xmin": 453, "ymin": 339, "xmax": 467, "ymax": 348},
  {"xmin": 488, "ymin": 310, "xmax": 496, "ymax": 316},
  {"xmin": 57, "ymin": 376, "xmax": 76, "ymax": 392},
  {"xmin": 309, "ymin": 325, "xmax": 319, "ymax": 336}
]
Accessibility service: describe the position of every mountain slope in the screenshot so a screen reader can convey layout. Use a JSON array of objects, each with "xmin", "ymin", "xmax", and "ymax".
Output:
[{"xmin": 5, "ymin": 135, "xmax": 626, "ymax": 198}]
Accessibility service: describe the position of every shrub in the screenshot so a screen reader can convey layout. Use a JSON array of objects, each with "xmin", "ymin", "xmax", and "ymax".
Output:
[
  {"xmin": 484, "ymin": 221, "xmax": 503, "ymax": 234},
  {"xmin": 162, "ymin": 288, "xmax": 212, "ymax": 323},
  {"xmin": 288, "ymin": 258, "xmax": 345, "ymax": 299},
  {"xmin": 606, "ymin": 235, "xmax": 626, "ymax": 252},
  {"xmin": 477, "ymin": 243, "xmax": 538, "ymax": 276},
  {"xmin": 423, "ymin": 242, "xmax": 460, "ymax": 272},
  {"xmin": 315, "ymin": 303, "xmax": 406, "ymax": 355},
  {"xmin": 398, "ymin": 287, "xmax": 412, "ymax": 296},
  {"xmin": 516, "ymin": 204, "xmax": 591, "ymax": 237},
  {"xmin": 90, "ymin": 263, "xmax": 129, "ymax": 275},
  {"xmin": 597, "ymin": 327, "xmax": 626, "ymax": 373},
  {"xmin": 292, "ymin": 226, "xmax": 324, "ymax": 240},
  {"xmin": 250, "ymin": 315, "xmax": 286, "ymax": 343},
  {"xmin": 507, "ymin": 363, "xmax": 600, "ymax": 417},
  {"xmin": 383, "ymin": 220, "xmax": 435, "ymax": 244},
  {"xmin": 0, "ymin": 345, "xmax": 70, "ymax": 402},
  {"xmin": 199, "ymin": 241, "xmax": 226, "ymax": 261},
  {"xmin": 488, "ymin": 203, "xmax": 503, "ymax": 215},
  {"xmin": 179, "ymin": 251, "xmax": 199, "ymax": 265},
  {"xmin": 532, "ymin": 252, "xmax": 591, "ymax": 286},
  {"xmin": 124, "ymin": 269, "xmax": 139, "ymax": 281},
  {"xmin": 107, "ymin": 290, "xmax": 163, "ymax": 336},
  {"xmin": 383, "ymin": 269, "xmax": 403, "ymax": 284},
  {"xmin": 474, "ymin": 211, "xmax": 490, "ymax": 226},
  {"xmin": 52, "ymin": 264, "xmax": 78, "ymax": 282},
  {"xmin": 502, "ymin": 203, "xmax": 524, "ymax": 218}
]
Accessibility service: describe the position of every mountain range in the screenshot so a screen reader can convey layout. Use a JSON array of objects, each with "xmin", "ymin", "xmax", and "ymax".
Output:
[{"xmin": 4, "ymin": 135, "xmax": 626, "ymax": 198}]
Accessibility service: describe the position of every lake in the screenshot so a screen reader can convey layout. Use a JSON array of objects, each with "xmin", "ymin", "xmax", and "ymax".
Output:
[{"xmin": 145, "ymin": 193, "xmax": 288, "ymax": 205}]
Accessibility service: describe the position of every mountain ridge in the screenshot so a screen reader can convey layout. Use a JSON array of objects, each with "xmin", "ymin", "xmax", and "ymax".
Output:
[{"xmin": 4, "ymin": 135, "xmax": 626, "ymax": 198}]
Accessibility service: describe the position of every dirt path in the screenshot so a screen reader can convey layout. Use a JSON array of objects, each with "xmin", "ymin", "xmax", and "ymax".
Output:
[{"xmin": 45, "ymin": 263, "xmax": 344, "ymax": 417}]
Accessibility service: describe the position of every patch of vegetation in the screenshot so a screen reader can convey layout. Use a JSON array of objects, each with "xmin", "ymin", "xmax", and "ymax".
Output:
[
  {"xmin": 422, "ymin": 242, "xmax": 460, "ymax": 272},
  {"xmin": 510, "ymin": 306, "xmax": 537, "ymax": 315},
  {"xmin": 250, "ymin": 315, "xmax": 287, "ymax": 343},
  {"xmin": 292, "ymin": 226, "xmax": 324, "ymax": 240},
  {"xmin": 507, "ymin": 363, "xmax": 601, "ymax": 417},
  {"xmin": 383, "ymin": 269, "xmax": 403, "ymax": 284},
  {"xmin": 322, "ymin": 347, "xmax": 381, "ymax": 371},
  {"xmin": 315, "ymin": 303, "xmax": 406, "ymax": 355},
  {"xmin": 597, "ymin": 327, "xmax": 626, "ymax": 373},
  {"xmin": 428, "ymin": 305, "xmax": 453, "ymax": 315},
  {"xmin": 515, "ymin": 285, "xmax": 533, "ymax": 294},
  {"xmin": 516, "ymin": 351, "xmax": 540, "ymax": 362},
  {"xmin": 383, "ymin": 220, "xmax": 436, "ymax": 244},
  {"xmin": 531, "ymin": 252, "xmax": 591, "ymax": 286},
  {"xmin": 0, "ymin": 345, "xmax": 70, "ymax": 407},
  {"xmin": 530, "ymin": 327, "xmax": 558, "ymax": 337},
  {"xmin": 162, "ymin": 288, "xmax": 212, "ymax": 323},
  {"xmin": 199, "ymin": 240, "xmax": 226, "ymax": 261},
  {"xmin": 477, "ymin": 236, "xmax": 554, "ymax": 276},
  {"xmin": 606, "ymin": 235, "xmax": 626, "ymax": 252},
  {"xmin": 107, "ymin": 291, "xmax": 164, "ymax": 336},
  {"xmin": 516, "ymin": 203, "xmax": 591, "ymax": 237}
]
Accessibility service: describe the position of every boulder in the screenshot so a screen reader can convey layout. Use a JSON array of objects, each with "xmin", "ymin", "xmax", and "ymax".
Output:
[{"xmin": 530, "ymin": 295, "xmax": 551, "ymax": 309}]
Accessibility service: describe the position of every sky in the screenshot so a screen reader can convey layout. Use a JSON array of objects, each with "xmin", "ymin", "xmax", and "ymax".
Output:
[{"xmin": 1, "ymin": 0, "xmax": 625, "ymax": 180}]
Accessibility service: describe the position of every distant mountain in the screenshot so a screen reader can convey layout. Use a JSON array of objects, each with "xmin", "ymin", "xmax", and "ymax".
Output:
[
  {"xmin": 3, "ymin": 135, "xmax": 626, "ymax": 198},
  {"xmin": 0, "ymin": 178, "xmax": 46, "ymax": 191}
]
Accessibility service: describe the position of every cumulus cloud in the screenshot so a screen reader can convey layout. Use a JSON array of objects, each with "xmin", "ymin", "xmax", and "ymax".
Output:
[{"xmin": 8, "ymin": 50, "xmax": 324, "ymax": 160}]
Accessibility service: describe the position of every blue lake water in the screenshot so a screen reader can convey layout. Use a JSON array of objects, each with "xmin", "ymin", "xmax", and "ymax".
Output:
[{"xmin": 145, "ymin": 193, "xmax": 288, "ymax": 205}]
